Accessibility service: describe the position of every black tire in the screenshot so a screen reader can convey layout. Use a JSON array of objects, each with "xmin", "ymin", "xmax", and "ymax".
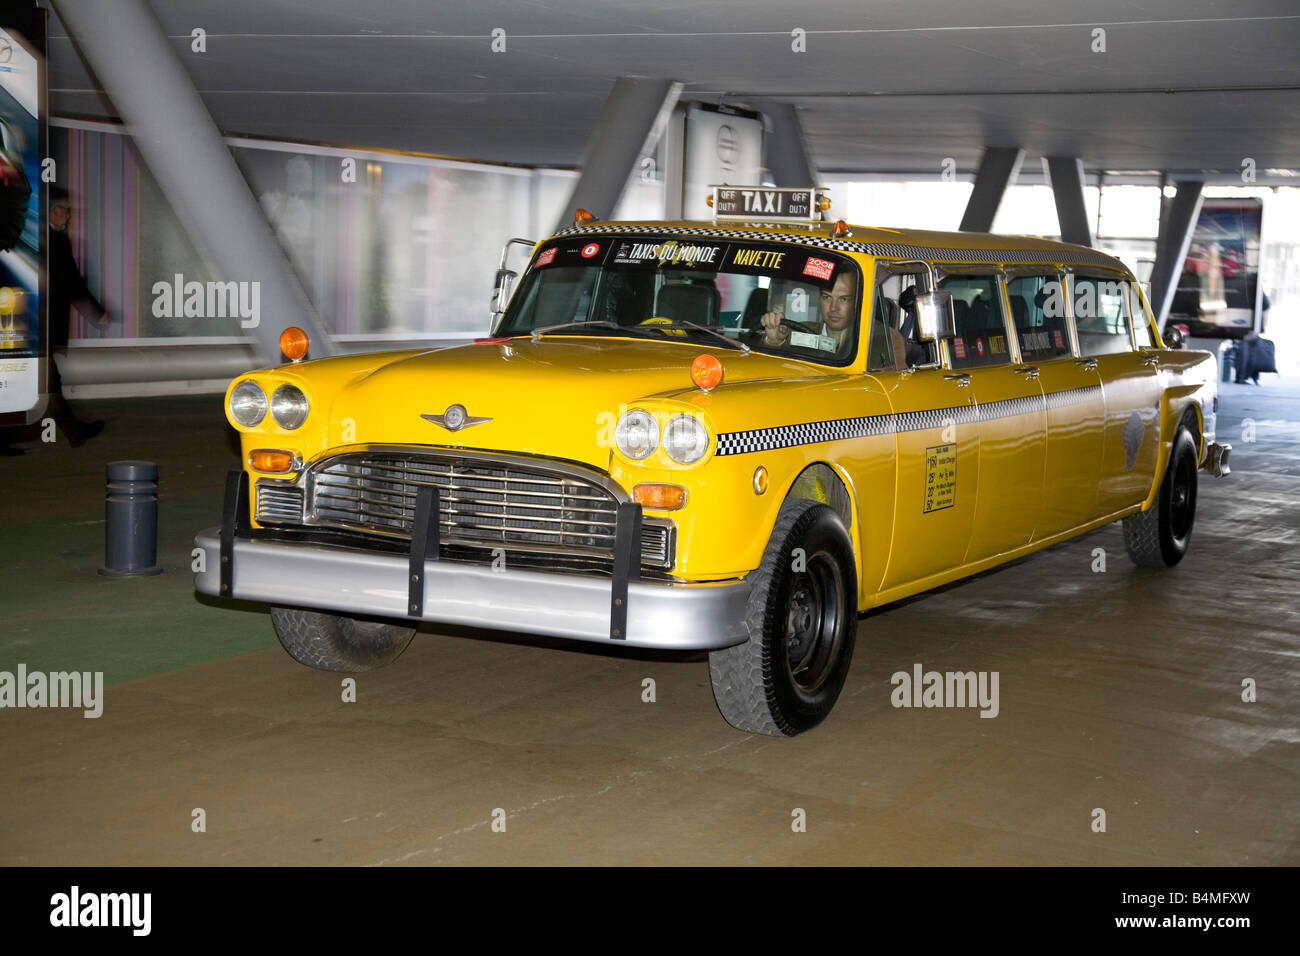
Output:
[
  {"xmin": 708, "ymin": 499, "xmax": 857, "ymax": 736},
  {"xmin": 1123, "ymin": 427, "xmax": 1198, "ymax": 568},
  {"xmin": 270, "ymin": 606, "xmax": 416, "ymax": 672}
]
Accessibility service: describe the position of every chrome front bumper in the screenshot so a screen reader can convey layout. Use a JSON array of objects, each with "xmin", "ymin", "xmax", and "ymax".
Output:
[{"xmin": 192, "ymin": 528, "xmax": 752, "ymax": 651}]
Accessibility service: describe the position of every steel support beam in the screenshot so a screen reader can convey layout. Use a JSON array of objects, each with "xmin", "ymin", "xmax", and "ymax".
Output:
[
  {"xmin": 755, "ymin": 101, "xmax": 820, "ymax": 189},
  {"xmin": 1044, "ymin": 156, "xmax": 1093, "ymax": 247},
  {"xmin": 50, "ymin": 0, "xmax": 336, "ymax": 365},
  {"xmin": 1149, "ymin": 180, "xmax": 1205, "ymax": 332},
  {"xmin": 554, "ymin": 77, "xmax": 683, "ymax": 232},
  {"xmin": 959, "ymin": 147, "xmax": 1024, "ymax": 233}
]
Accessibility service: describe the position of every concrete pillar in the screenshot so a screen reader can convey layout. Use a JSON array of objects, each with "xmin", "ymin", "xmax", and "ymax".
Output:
[
  {"xmin": 554, "ymin": 77, "xmax": 683, "ymax": 231},
  {"xmin": 1149, "ymin": 181, "xmax": 1205, "ymax": 331},
  {"xmin": 758, "ymin": 101, "xmax": 819, "ymax": 189},
  {"xmin": 1044, "ymin": 156, "xmax": 1093, "ymax": 247},
  {"xmin": 959, "ymin": 147, "xmax": 1024, "ymax": 233},
  {"xmin": 50, "ymin": 0, "xmax": 336, "ymax": 364}
]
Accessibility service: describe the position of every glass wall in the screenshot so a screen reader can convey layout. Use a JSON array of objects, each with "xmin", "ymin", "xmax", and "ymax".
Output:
[{"xmin": 52, "ymin": 120, "xmax": 577, "ymax": 343}]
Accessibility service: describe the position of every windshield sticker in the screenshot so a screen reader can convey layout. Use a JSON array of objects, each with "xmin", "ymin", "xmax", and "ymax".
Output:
[
  {"xmin": 729, "ymin": 248, "xmax": 786, "ymax": 270},
  {"xmin": 1021, "ymin": 329, "xmax": 1051, "ymax": 353},
  {"xmin": 1053, "ymin": 329, "xmax": 1065, "ymax": 349},
  {"xmin": 953, "ymin": 338, "xmax": 966, "ymax": 359},
  {"xmin": 535, "ymin": 247, "xmax": 557, "ymax": 267},
  {"xmin": 612, "ymin": 240, "xmax": 723, "ymax": 267},
  {"xmin": 581, "ymin": 242, "xmax": 602, "ymax": 258},
  {"xmin": 924, "ymin": 443, "xmax": 958, "ymax": 513},
  {"xmin": 803, "ymin": 257, "xmax": 835, "ymax": 281}
]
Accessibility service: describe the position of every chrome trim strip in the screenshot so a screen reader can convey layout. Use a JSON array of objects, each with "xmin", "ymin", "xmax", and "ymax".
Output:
[{"xmin": 193, "ymin": 529, "xmax": 743, "ymax": 650}]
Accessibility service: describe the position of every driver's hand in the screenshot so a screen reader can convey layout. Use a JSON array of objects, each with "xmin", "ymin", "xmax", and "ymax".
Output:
[{"xmin": 759, "ymin": 309, "xmax": 788, "ymax": 346}]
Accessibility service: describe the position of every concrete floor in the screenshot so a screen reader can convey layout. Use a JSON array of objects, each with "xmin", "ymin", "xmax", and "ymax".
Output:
[{"xmin": 1, "ymin": 378, "xmax": 1297, "ymax": 865}]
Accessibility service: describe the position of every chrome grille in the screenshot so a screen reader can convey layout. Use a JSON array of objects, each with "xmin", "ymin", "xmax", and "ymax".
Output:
[
  {"xmin": 254, "ymin": 450, "xmax": 676, "ymax": 573},
  {"xmin": 311, "ymin": 453, "xmax": 620, "ymax": 555},
  {"xmin": 640, "ymin": 522, "xmax": 673, "ymax": 568},
  {"xmin": 256, "ymin": 484, "xmax": 305, "ymax": 522}
]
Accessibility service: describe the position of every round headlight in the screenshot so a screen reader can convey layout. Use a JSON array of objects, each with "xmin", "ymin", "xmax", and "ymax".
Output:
[
  {"xmin": 614, "ymin": 409, "xmax": 659, "ymax": 460},
  {"xmin": 229, "ymin": 380, "xmax": 267, "ymax": 427},
  {"xmin": 271, "ymin": 384, "xmax": 309, "ymax": 430},
  {"xmin": 663, "ymin": 414, "xmax": 709, "ymax": 464}
]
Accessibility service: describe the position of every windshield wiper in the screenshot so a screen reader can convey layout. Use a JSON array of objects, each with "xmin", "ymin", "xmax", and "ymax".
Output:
[
  {"xmin": 635, "ymin": 319, "xmax": 751, "ymax": 353},
  {"xmin": 530, "ymin": 318, "xmax": 749, "ymax": 353},
  {"xmin": 530, "ymin": 320, "xmax": 625, "ymax": 342}
]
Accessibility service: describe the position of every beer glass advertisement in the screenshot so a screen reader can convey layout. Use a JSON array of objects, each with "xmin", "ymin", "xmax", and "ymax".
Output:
[
  {"xmin": 0, "ymin": 23, "xmax": 42, "ymax": 416},
  {"xmin": 1169, "ymin": 198, "xmax": 1264, "ymax": 337}
]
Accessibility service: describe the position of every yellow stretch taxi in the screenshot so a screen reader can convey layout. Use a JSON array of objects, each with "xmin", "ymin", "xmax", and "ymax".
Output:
[{"xmin": 194, "ymin": 192, "xmax": 1230, "ymax": 737}]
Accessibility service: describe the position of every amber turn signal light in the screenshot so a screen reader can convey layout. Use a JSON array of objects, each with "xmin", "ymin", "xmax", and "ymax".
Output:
[
  {"xmin": 632, "ymin": 483, "xmax": 687, "ymax": 511},
  {"xmin": 279, "ymin": 326, "xmax": 309, "ymax": 362},
  {"xmin": 574, "ymin": 208, "xmax": 595, "ymax": 224},
  {"xmin": 248, "ymin": 449, "xmax": 297, "ymax": 473},
  {"xmin": 690, "ymin": 353, "xmax": 724, "ymax": 391},
  {"xmin": 831, "ymin": 219, "xmax": 850, "ymax": 238}
]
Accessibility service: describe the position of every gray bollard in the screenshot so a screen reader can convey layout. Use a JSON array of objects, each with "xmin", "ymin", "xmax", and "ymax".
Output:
[{"xmin": 99, "ymin": 460, "xmax": 163, "ymax": 577}]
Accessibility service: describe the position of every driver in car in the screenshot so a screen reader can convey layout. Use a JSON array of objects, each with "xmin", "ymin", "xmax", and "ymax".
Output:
[{"xmin": 759, "ymin": 269, "xmax": 856, "ymax": 355}]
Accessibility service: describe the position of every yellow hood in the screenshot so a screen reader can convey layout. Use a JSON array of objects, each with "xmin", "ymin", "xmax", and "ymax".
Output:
[{"xmin": 321, "ymin": 336, "xmax": 826, "ymax": 469}]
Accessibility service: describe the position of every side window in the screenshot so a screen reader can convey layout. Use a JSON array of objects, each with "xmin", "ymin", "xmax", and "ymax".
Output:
[
  {"xmin": 868, "ymin": 268, "xmax": 936, "ymax": 372},
  {"xmin": 1129, "ymin": 283, "xmax": 1155, "ymax": 348},
  {"xmin": 939, "ymin": 274, "xmax": 1011, "ymax": 369},
  {"xmin": 1005, "ymin": 274, "xmax": 1072, "ymax": 361},
  {"xmin": 1072, "ymin": 275, "xmax": 1132, "ymax": 356}
]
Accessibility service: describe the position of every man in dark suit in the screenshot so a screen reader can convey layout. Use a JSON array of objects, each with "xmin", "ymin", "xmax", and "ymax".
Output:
[{"xmin": 43, "ymin": 193, "xmax": 107, "ymax": 445}]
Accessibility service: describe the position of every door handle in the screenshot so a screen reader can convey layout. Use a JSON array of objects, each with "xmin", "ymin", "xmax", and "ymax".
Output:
[
  {"xmin": 943, "ymin": 373, "xmax": 971, "ymax": 387},
  {"xmin": 1013, "ymin": 365, "xmax": 1040, "ymax": 380},
  {"xmin": 1075, "ymin": 358, "xmax": 1098, "ymax": 371}
]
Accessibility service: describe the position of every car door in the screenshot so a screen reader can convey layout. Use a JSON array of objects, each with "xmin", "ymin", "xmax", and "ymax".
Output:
[
  {"xmin": 1004, "ymin": 270, "xmax": 1105, "ymax": 538},
  {"xmin": 938, "ymin": 270, "xmax": 1046, "ymax": 564},
  {"xmin": 868, "ymin": 263, "xmax": 980, "ymax": 592},
  {"xmin": 1071, "ymin": 273, "xmax": 1162, "ymax": 517}
]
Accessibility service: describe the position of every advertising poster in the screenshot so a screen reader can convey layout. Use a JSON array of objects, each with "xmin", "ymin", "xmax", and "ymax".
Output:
[{"xmin": 0, "ymin": 22, "xmax": 43, "ymax": 417}]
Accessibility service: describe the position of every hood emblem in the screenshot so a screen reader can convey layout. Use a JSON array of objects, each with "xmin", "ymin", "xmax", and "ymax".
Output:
[{"xmin": 422, "ymin": 404, "xmax": 491, "ymax": 432}]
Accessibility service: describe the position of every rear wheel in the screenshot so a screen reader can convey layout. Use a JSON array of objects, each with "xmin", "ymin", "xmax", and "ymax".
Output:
[
  {"xmin": 270, "ymin": 606, "xmax": 416, "ymax": 672},
  {"xmin": 709, "ymin": 499, "xmax": 857, "ymax": 736},
  {"xmin": 1123, "ymin": 427, "xmax": 1198, "ymax": 568}
]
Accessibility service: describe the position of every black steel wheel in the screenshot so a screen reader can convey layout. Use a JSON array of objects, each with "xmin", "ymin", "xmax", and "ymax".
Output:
[{"xmin": 709, "ymin": 498, "xmax": 857, "ymax": 736}]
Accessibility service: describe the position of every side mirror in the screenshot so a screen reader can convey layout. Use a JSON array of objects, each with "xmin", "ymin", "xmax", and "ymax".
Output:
[
  {"xmin": 915, "ymin": 290, "xmax": 956, "ymax": 342},
  {"xmin": 1162, "ymin": 323, "xmax": 1186, "ymax": 349},
  {"xmin": 491, "ymin": 268, "xmax": 517, "ymax": 315}
]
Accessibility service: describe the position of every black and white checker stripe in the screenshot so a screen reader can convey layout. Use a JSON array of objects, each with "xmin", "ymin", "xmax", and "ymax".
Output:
[
  {"xmin": 714, "ymin": 384, "xmax": 1105, "ymax": 456},
  {"xmin": 1044, "ymin": 384, "xmax": 1104, "ymax": 410},
  {"xmin": 553, "ymin": 223, "xmax": 1125, "ymax": 269}
]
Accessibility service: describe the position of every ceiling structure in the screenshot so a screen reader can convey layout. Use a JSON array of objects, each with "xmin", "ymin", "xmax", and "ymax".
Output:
[{"xmin": 42, "ymin": 0, "xmax": 1300, "ymax": 183}]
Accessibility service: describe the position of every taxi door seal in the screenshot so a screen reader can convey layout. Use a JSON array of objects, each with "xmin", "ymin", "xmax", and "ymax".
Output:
[
  {"xmin": 220, "ymin": 470, "xmax": 250, "ymax": 598},
  {"xmin": 610, "ymin": 502, "xmax": 642, "ymax": 640},
  {"xmin": 408, "ymin": 485, "xmax": 441, "ymax": 617}
]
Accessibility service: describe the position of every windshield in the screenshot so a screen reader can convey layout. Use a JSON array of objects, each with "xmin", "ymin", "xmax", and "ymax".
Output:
[{"xmin": 496, "ymin": 235, "xmax": 863, "ymax": 365}]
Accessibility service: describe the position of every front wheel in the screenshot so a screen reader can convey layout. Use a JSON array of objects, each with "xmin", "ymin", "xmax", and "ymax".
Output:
[
  {"xmin": 1123, "ymin": 427, "xmax": 1199, "ymax": 567},
  {"xmin": 270, "ymin": 606, "xmax": 416, "ymax": 672},
  {"xmin": 708, "ymin": 499, "xmax": 857, "ymax": 736}
]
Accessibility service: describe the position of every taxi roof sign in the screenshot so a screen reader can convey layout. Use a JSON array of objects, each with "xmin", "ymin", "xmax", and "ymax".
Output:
[{"xmin": 710, "ymin": 185, "xmax": 830, "ymax": 223}]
